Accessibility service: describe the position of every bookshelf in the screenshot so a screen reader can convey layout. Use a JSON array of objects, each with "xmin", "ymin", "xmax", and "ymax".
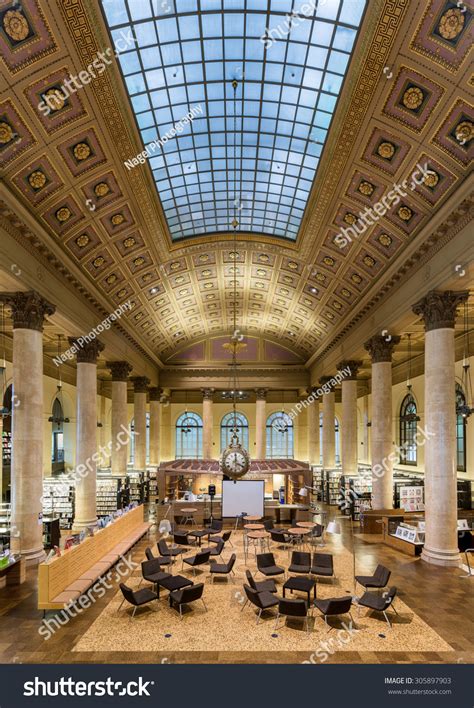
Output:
[
  {"xmin": 42, "ymin": 478, "xmax": 75, "ymax": 529},
  {"xmin": 1, "ymin": 430, "xmax": 11, "ymax": 466},
  {"xmin": 96, "ymin": 477, "xmax": 121, "ymax": 517}
]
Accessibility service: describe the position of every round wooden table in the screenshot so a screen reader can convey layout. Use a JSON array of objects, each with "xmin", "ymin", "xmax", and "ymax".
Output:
[
  {"xmin": 244, "ymin": 523, "xmax": 265, "ymax": 531},
  {"xmin": 287, "ymin": 526, "xmax": 311, "ymax": 549},
  {"xmin": 179, "ymin": 507, "xmax": 198, "ymax": 526},
  {"xmin": 296, "ymin": 521, "xmax": 317, "ymax": 528},
  {"xmin": 245, "ymin": 530, "xmax": 270, "ymax": 557},
  {"xmin": 244, "ymin": 515, "xmax": 261, "ymax": 522}
]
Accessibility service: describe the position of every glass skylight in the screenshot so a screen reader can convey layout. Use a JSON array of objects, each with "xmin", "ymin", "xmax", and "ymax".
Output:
[{"xmin": 101, "ymin": 0, "xmax": 366, "ymax": 241}]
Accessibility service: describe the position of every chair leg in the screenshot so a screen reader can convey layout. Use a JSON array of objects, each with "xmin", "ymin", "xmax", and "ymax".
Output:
[
  {"xmin": 392, "ymin": 604, "xmax": 399, "ymax": 615},
  {"xmin": 117, "ymin": 598, "xmax": 125, "ymax": 613},
  {"xmin": 241, "ymin": 599, "xmax": 248, "ymax": 612},
  {"xmin": 256, "ymin": 608, "xmax": 263, "ymax": 625},
  {"xmin": 201, "ymin": 599, "xmax": 207, "ymax": 612},
  {"xmin": 179, "ymin": 604, "xmax": 183, "ymax": 620},
  {"xmin": 273, "ymin": 612, "xmax": 280, "ymax": 631},
  {"xmin": 383, "ymin": 610, "xmax": 391, "ymax": 629},
  {"xmin": 130, "ymin": 606, "xmax": 137, "ymax": 621}
]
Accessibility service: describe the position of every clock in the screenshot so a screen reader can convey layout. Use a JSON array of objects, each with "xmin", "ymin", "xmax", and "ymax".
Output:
[{"xmin": 220, "ymin": 435, "xmax": 250, "ymax": 481}]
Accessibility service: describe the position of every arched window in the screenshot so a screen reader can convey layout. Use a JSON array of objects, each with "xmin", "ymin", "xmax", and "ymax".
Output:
[
  {"xmin": 456, "ymin": 383, "xmax": 467, "ymax": 472},
  {"xmin": 51, "ymin": 398, "xmax": 65, "ymax": 472},
  {"xmin": 319, "ymin": 413, "xmax": 340, "ymax": 465},
  {"xmin": 266, "ymin": 412, "xmax": 294, "ymax": 459},
  {"xmin": 399, "ymin": 393, "xmax": 418, "ymax": 465},
  {"xmin": 129, "ymin": 413, "xmax": 150, "ymax": 465},
  {"xmin": 176, "ymin": 412, "xmax": 203, "ymax": 459},
  {"xmin": 220, "ymin": 411, "xmax": 249, "ymax": 452}
]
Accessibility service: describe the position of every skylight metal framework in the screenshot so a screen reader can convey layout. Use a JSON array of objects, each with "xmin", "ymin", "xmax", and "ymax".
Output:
[{"xmin": 102, "ymin": 0, "xmax": 366, "ymax": 241}]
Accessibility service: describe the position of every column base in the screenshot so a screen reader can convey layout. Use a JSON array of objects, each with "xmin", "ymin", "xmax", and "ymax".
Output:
[
  {"xmin": 21, "ymin": 546, "xmax": 46, "ymax": 567},
  {"xmin": 421, "ymin": 546, "xmax": 461, "ymax": 567},
  {"xmin": 72, "ymin": 518, "xmax": 98, "ymax": 533}
]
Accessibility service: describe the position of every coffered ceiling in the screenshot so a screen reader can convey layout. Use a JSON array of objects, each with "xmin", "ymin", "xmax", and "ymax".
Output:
[{"xmin": 0, "ymin": 0, "xmax": 472, "ymax": 366}]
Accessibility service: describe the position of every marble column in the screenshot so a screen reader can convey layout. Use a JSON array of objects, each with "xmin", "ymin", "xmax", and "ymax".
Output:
[
  {"xmin": 307, "ymin": 388, "xmax": 319, "ymax": 465},
  {"xmin": 255, "ymin": 388, "xmax": 267, "ymax": 459},
  {"xmin": 107, "ymin": 361, "xmax": 131, "ymax": 476},
  {"xmin": 0, "ymin": 292, "xmax": 55, "ymax": 564},
  {"xmin": 70, "ymin": 337, "xmax": 104, "ymax": 531},
  {"xmin": 413, "ymin": 290, "xmax": 469, "ymax": 566},
  {"xmin": 160, "ymin": 389, "xmax": 171, "ymax": 461},
  {"xmin": 202, "ymin": 388, "xmax": 214, "ymax": 459},
  {"xmin": 364, "ymin": 335, "xmax": 400, "ymax": 510},
  {"xmin": 149, "ymin": 387, "xmax": 161, "ymax": 465},
  {"xmin": 338, "ymin": 361, "xmax": 362, "ymax": 476},
  {"xmin": 320, "ymin": 377, "xmax": 335, "ymax": 468},
  {"xmin": 131, "ymin": 377, "xmax": 149, "ymax": 470}
]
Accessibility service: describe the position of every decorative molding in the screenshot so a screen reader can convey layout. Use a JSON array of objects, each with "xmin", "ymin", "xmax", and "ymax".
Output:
[
  {"xmin": 107, "ymin": 360, "xmax": 132, "ymax": 382},
  {"xmin": 412, "ymin": 290, "xmax": 469, "ymax": 332},
  {"xmin": 0, "ymin": 290, "xmax": 55, "ymax": 332},
  {"xmin": 68, "ymin": 337, "xmax": 104, "ymax": 364},
  {"xmin": 337, "ymin": 360, "xmax": 362, "ymax": 379},
  {"xmin": 364, "ymin": 335, "xmax": 401, "ymax": 363},
  {"xmin": 130, "ymin": 376, "xmax": 150, "ymax": 393},
  {"xmin": 201, "ymin": 387, "xmax": 215, "ymax": 401},
  {"xmin": 255, "ymin": 388, "xmax": 267, "ymax": 400}
]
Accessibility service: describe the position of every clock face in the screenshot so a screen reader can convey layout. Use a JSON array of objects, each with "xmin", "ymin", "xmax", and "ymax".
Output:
[{"xmin": 221, "ymin": 444, "xmax": 250, "ymax": 478}]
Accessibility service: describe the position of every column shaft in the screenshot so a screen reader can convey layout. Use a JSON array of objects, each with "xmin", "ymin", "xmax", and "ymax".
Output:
[
  {"xmin": 255, "ymin": 395, "xmax": 266, "ymax": 459},
  {"xmin": 307, "ymin": 398, "xmax": 319, "ymax": 465},
  {"xmin": 134, "ymin": 391, "xmax": 147, "ymax": 470},
  {"xmin": 370, "ymin": 361, "xmax": 393, "ymax": 508},
  {"xmin": 202, "ymin": 390, "xmax": 214, "ymax": 459},
  {"xmin": 74, "ymin": 362, "xmax": 98, "ymax": 529},
  {"xmin": 322, "ymin": 391, "xmax": 335, "ymax": 468},
  {"xmin": 422, "ymin": 328, "xmax": 458, "ymax": 565},
  {"xmin": 111, "ymin": 380, "xmax": 128, "ymax": 475},
  {"xmin": 341, "ymin": 380, "xmax": 358, "ymax": 475},
  {"xmin": 11, "ymin": 329, "xmax": 44, "ymax": 562},
  {"xmin": 149, "ymin": 398, "xmax": 160, "ymax": 464}
]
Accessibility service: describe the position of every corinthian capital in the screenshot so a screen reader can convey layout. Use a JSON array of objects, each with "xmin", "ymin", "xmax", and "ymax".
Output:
[
  {"xmin": 364, "ymin": 335, "xmax": 401, "ymax": 363},
  {"xmin": 412, "ymin": 290, "xmax": 469, "ymax": 332},
  {"xmin": 0, "ymin": 290, "xmax": 55, "ymax": 332}
]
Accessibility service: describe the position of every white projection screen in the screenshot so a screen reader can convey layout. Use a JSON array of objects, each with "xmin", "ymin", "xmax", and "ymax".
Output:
[{"xmin": 222, "ymin": 480, "xmax": 265, "ymax": 518}]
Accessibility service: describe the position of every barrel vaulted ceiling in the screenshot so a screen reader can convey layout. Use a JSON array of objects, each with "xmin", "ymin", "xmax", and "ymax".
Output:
[{"xmin": 0, "ymin": 0, "xmax": 472, "ymax": 366}]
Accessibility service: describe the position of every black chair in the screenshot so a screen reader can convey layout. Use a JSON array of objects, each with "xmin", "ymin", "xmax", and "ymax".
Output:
[
  {"xmin": 310, "ymin": 523, "xmax": 325, "ymax": 546},
  {"xmin": 242, "ymin": 584, "xmax": 279, "ymax": 624},
  {"xmin": 208, "ymin": 539, "xmax": 225, "ymax": 560},
  {"xmin": 183, "ymin": 549, "xmax": 211, "ymax": 575},
  {"xmin": 357, "ymin": 587, "xmax": 398, "ymax": 628},
  {"xmin": 289, "ymin": 551, "xmax": 311, "ymax": 574},
  {"xmin": 117, "ymin": 583, "xmax": 157, "ymax": 619},
  {"xmin": 169, "ymin": 582, "xmax": 206, "ymax": 619},
  {"xmin": 209, "ymin": 553, "xmax": 236, "ymax": 583},
  {"xmin": 274, "ymin": 598, "xmax": 310, "ymax": 634},
  {"xmin": 140, "ymin": 559, "xmax": 171, "ymax": 590},
  {"xmin": 270, "ymin": 530, "xmax": 292, "ymax": 554},
  {"xmin": 263, "ymin": 517, "xmax": 274, "ymax": 531},
  {"xmin": 158, "ymin": 539, "xmax": 184, "ymax": 563},
  {"xmin": 313, "ymin": 595, "xmax": 354, "ymax": 631},
  {"xmin": 256, "ymin": 553, "xmax": 285, "ymax": 578},
  {"xmin": 206, "ymin": 519, "xmax": 223, "ymax": 533},
  {"xmin": 145, "ymin": 547, "xmax": 173, "ymax": 567},
  {"xmin": 355, "ymin": 564, "xmax": 391, "ymax": 592},
  {"xmin": 209, "ymin": 529, "xmax": 233, "ymax": 547},
  {"xmin": 173, "ymin": 531, "xmax": 193, "ymax": 550},
  {"xmin": 245, "ymin": 569, "xmax": 277, "ymax": 594},
  {"xmin": 310, "ymin": 553, "xmax": 335, "ymax": 581}
]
